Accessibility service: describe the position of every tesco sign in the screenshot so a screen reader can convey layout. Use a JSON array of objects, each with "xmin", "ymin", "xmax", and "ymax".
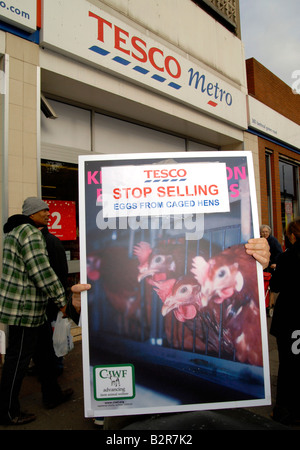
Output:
[
  {"xmin": 88, "ymin": 10, "xmax": 233, "ymax": 107},
  {"xmin": 89, "ymin": 11, "xmax": 181, "ymax": 80},
  {"xmin": 41, "ymin": 0, "xmax": 247, "ymax": 128}
]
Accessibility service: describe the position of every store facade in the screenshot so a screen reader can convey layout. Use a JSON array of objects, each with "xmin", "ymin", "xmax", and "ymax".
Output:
[
  {"xmin": 1, "ymin": 0, "xmax": 257, "ymax": 274},
  {"xmin": 246, "ymin": 58, "xmax": 300, "ymax": 245}
]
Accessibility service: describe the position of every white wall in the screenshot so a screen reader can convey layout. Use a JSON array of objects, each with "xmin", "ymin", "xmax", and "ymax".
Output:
[
  {"xmin": 41, "ymin": 100, "xmax": 91, "ymax": 151},
  {"xmin": 41, "ymin": 99, "xmax": 217, "ymax": 161},
  {"xmin": 100, "ymin": 0, "xmax": 246, "ymax": 88},
  {"xmin": 93, "ymin": 113, "xmax": 185, "ymax": 154}
]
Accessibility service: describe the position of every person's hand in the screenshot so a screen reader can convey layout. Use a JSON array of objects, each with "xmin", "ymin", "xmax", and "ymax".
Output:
[
  {"xmin": 245, "ymin": 238, "xmax": 270, "ymax": 270},
  {"xmin": 71, "ymin": 283, "xmax": 91, "ymax": 313}
]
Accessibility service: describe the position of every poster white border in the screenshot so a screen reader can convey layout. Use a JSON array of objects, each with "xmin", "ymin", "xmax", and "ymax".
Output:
[{"xmin": 78, "ymin": 151, "xmax": 271, "ymax": 418}]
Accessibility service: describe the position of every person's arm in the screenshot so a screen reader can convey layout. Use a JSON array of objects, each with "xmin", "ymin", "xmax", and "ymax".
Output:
[
  {"xmin": 70, "ymin": 284, "xmax": 91, "ymax": 313},
  {"xmin": 269, "ymin": 252, "xmax": 287, "ymax": 293},
  {"xmin": 64, "ymin": 283, "xmax": 91, "ymax": 324},
  {"xmin": 44, "ymin": 232, "xmax": 69, "ymax": 291},
  {"xmin": 271, "ymin": 237, "xmax": 283, "ymax": 266}
]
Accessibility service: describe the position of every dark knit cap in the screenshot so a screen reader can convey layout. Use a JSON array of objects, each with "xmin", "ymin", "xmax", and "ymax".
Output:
[{"xmin": 22, "ymin": 197, "xmax": 49, "ymax": 216}]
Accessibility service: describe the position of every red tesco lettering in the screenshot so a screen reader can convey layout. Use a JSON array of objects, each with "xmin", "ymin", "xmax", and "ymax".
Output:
[
  {"xmin": 89, "ymin": 11, "xmax": 181, "ymax": 79},
  {"xmin": 144, "ymin": 168, "xmax": 187, "ymax": 179}
]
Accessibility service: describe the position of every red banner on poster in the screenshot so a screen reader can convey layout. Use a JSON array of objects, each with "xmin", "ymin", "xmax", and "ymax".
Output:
[{"xmin": 45, "ymin": 200, "xmax": 77, "ymax": 241}]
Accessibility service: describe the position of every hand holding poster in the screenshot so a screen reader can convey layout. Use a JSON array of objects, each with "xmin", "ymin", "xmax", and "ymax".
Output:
[{"xmin": 79, "ymin": 151, "xmax": 271, "ymax": 418}]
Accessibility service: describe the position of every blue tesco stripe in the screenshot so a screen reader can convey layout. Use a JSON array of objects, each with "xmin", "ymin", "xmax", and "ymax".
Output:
[
  {"xmin": 88, "ymin": 45, "xmax": 183, "ymax": 92},
  {"xmin": 133, "ymin": 66, "xmax": 149, "ymax": 75},
  {"xmin": 145, "ymin": 179, "xmax": 187, "ymax": 183},
  {"xmin": 168, "ymin": 82, "xmax": 181, "ymax": 90},
  {"xmin": 89, "ymin": 46, "xmax": 110, "ymax": 56},
  {"xmin": 151, "ymin": 74, "xmax": 166, "ymax": 83},
  {"xmin": 113, "ymin": 56, "xmax": 131, "ymax": 66}
]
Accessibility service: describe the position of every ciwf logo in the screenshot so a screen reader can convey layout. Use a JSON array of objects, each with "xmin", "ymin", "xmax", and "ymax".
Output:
[
  {"xmin": 291, "ymin": 70, "xmax": 300, "ymax": 94},
  {"xmin": 93, "ymin": 364, "xmax": 135, "ymax": 400},
  {"xmin": 99, "ymin": 368, "xmax": 127, "ymax": 383}
]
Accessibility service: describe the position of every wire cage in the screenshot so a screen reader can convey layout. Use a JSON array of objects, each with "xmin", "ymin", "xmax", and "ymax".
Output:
[
  {"xmin": 87, "ymin": 221, "xmax": 265, "ymax": 400},
  {"xmin": 95, "ymin": 224, "xmax": 240, "ymax": 348}
]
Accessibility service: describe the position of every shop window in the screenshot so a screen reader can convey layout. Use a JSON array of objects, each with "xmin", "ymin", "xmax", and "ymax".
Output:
[
  {"xmin": 279, "ymin": 160, "xmax": 299, "ymax": 233},
  {"xmin": 41, "ymin": 159, "xmax": 79, "ymax": 283},
  {"xmin": 265, "ymin": 153, "xmax": 273, "ymax": 227}
]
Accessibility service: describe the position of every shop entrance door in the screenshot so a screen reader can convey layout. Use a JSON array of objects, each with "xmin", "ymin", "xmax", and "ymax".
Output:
[{"xmin": 41, "ymin": 159, "xmax": 80, "ymax": 284}]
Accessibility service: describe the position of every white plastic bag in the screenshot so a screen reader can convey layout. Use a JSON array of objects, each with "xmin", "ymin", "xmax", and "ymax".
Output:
[
  {"xmin": 0, "ymin": 329, "xmax": 6, "ymax": 355},
  {"xmin": 52, "ymin": 311, "xmax": 74, "ymax": 357}
]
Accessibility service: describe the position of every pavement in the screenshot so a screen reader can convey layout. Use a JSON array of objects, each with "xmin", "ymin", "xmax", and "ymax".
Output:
[{"xmin": 0, "ymin": 317, "xmax": 299, "ymax": 433}]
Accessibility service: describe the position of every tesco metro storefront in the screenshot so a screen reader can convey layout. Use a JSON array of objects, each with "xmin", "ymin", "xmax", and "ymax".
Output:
[{"xmin": 0, "ymin": 0, "xmax": 254, "ymax": 277}]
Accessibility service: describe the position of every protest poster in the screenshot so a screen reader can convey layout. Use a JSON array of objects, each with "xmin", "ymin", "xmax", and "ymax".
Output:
[{"xmin": 78, "ymin": 151, "xmax": 271, "ymax": 418}]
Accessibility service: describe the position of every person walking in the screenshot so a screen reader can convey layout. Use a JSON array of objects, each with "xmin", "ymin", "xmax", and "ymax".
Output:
[
  {"xmin": 22, "ymin": 199, "xmax": 69, "ymax": 376},
  {"xmin": 270, "ymin": 218, "xmax": 300, "ymax": 425},
  {"xmin": 0, "ymin": 198, "xmax": 73, "ymax": 426},
  {"xmin": 260, "ymin": 225, "xmax": 282, "ymax": 273},
  {"xmin": 41, "ymin": 224, "xmax": 69, "ymax": 375}
]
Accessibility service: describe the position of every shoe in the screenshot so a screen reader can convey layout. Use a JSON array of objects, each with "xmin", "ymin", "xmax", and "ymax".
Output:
[
  {"xmin": 44, "ymin": 388, "xmax": 74, "ymax": 409},
  {"xmin": 272, "ymin": 405, "xmax": 293, "ymax": 426},
  {"xmin": 0, "ymin": 412, "xmax": 36, "ymax": 426},
  {"xmin": 93, "ymin": 417, "xmax": 104, "ymax": 427}
]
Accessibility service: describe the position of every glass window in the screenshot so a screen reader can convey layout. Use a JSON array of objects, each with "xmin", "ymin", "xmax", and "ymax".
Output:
[
  {"xmin": 41, "ymin": 159, "xmax": 80, "ymax": 283},
  {"xmin": 265, "ymin": 153, "xmax": 273, "ymax": 227},
  {"xmin": 279, "ymin": 161, "xmax": 295, "ymax": 196},
  {"xmin": 279, "ymin": 160, "xmax": 299, "ymax": 232}
]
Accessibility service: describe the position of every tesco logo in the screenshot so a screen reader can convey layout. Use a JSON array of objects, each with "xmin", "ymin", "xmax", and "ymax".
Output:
[
  {"xmin": 88, "ymin": 10, "xmax": 234, "ymax": 109},
  {"xmin": 89, "ymin": 11, "xmax": 181, "ymax": 79},
  {"xmin": 144, "ymin": 168, "xmax": 187, "ymax": 179}
]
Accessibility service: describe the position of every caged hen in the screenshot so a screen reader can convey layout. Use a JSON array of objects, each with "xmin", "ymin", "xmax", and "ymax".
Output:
[
  {"xmin": 133, "ymin": 239, "xmax": 223, "ymax": 353},
  {"xmin": 87, "ymin": 246, "xmax": 141, "ymax": 338},
  {"xmin": 152, "ymin": 275, "xmax": 207, "ymax": 352},
  {"xmin": 153, "ymin": 275, "xmax": 233, "ymax": 356},
  {"xmin": 191, "ymin": 244, "xmax": 263, "ymax": 366},
  {"xmin": 133, "ymin": 239, "xmax": 216, "ymax": 284},
  {"xmin": 133, "ymin": 241, "xmax": 183, "ymax": 284},
  {"xmin": 153, "ymin": 275, "xmax": 202, "ymax": 322},
  {"xmin": 133, "ymin": 239, "xmax": 206, "ymax": 347}
]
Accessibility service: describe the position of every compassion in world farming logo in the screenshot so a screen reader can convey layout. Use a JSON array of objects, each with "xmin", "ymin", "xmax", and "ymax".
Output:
[{"xmin": 93, "ymin": 364, "xmax": 135, "ymax": 400}]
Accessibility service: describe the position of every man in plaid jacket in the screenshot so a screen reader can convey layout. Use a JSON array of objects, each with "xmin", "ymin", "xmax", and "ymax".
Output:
[{"xmin": 0, "ymin": 198, "xmax": 73, "ymax": 426}]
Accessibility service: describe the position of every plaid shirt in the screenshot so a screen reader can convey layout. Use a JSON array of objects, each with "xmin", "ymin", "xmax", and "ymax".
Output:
[{"xmin": 0, "ymin": 223, "xmax": 67, "ymax": 327}]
